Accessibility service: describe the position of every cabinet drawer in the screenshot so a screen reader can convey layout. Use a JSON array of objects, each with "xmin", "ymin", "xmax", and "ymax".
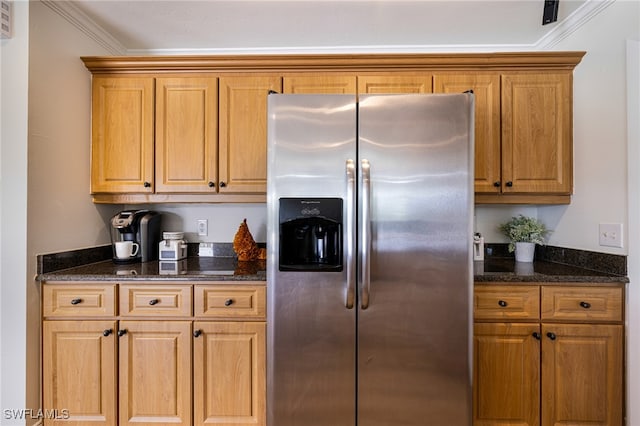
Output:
[
  {"xmin": 474, "ymin": 285, "xmax": 540, "ymax": 320},
  {"xmin": 194, "ymin": 285, "xmax": 266, "ymax": 319},
  {"xmin": 119, "ymin": 284, "xmax": 192, "ymax": 317},
  {"xmin": 541, "ymin": 286, "xmax": 623, "ymax": 322},
  {"xmin": 43, "ymin": 283, "xmax": 116, "ymax": 318}
]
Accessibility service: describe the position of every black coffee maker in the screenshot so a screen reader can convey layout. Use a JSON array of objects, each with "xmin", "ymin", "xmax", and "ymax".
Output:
[{"xmin": 109, "ymin": 210, "xmax": 162, "ymax": 264}]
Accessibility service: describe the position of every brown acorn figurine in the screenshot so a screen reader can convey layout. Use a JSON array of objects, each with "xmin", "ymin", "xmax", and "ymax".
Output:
[{"xmin": 233, "ymin": 218, "xmax": 266, "ymax": 261}]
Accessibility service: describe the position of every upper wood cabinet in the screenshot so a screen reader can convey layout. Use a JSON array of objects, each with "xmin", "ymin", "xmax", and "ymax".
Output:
[
  {"xmin": 358, "ymin": 75, "xmax": 433, "ymax": 94},
  {"xmin": 501, "ymin": 73, "xmax": 573, "ymax": 197},
  {"xmin": 434, "ymin": 73, "xmax": 501, "ymax": 194},
  {"xmin": 83, "ymin": 52, "xmax": 584, "ymax": 204},
  {"xmin": 91, "ymin": 76, "xmax": 154, "ymax": 194},
  {"xmin": 155, "ymin": 77, "xmax": 218, "ymax": 194},
  {"xmin": 219, "ymin": 75, "xmax": 282, "ymax": 193},
  {"xmin": 283, "ymin": 74, "xmax": 356, "ymax": 93}
]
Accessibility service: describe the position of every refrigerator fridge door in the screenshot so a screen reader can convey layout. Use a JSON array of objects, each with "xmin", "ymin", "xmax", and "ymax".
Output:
[
  {"xmin": 357, "ymin": 94, "xmax": 474, "ymax": 425},
  {"xmin": 267, "ymin": 94, "xmax": 358, "ymax": 426}
]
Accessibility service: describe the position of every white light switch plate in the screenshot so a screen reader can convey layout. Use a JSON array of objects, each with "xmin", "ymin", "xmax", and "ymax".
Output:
[{"xmin": 599, "ymin": 223, "xmax": 623, "ymax": 248}]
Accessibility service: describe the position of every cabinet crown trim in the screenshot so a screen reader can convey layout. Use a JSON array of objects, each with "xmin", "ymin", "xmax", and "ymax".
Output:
[{"xmin": 81, "ymin": 52, "xmax": 586, "ymax": 73}]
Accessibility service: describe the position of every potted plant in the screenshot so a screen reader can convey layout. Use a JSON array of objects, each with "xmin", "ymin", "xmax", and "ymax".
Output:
[{"xmin": 498, "ymin": 215, "xmax": 550, "ymax": 262}]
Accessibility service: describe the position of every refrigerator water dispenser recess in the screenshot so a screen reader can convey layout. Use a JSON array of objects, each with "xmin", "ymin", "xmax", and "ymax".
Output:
[{"xmin": 279, "ymin": 198, "xmax": 343, "ymax": 272}]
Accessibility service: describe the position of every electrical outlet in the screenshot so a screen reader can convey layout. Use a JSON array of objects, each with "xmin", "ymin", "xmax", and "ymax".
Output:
[
  {"xmin": 599, "ymin": 223, "xmax": 623, "ymax": 248},
  {"xmin": 197, "ymin": 219, "xmax": 208, "ymax": 236}
]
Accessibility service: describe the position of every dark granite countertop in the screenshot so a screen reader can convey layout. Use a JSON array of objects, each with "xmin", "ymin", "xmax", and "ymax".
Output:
[
  {"xmin": 474, "ymin": 258, "xmax": 628, "ymax": 284},
  {"xmin": 36, "ymin": 244, "xmax": 628, "ymax": 285},
  {"xmin": 38, "ymin": 257, "xmax": 266, "ymax": 282}
]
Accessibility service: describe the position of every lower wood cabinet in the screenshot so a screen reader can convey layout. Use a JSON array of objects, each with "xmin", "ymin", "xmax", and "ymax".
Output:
[
  {"xmin": 193, "ymin": 322, "xmax": 265, "ymax": 426},
  {"xmin": 473, "ymin": 283, "xmax": 624, "ymax": 426},
  {"xmin": 42, "ymin": 282, "xmax": 266, "ymax": 426}
]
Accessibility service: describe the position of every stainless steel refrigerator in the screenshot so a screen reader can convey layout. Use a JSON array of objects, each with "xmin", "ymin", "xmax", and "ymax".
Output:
[{"xmin": 266, "ymin": 93, "xmax": 474, "ymax": 426}]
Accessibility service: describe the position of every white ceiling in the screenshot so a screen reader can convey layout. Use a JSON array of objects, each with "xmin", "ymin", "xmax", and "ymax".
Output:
[{"xmin": 56, "ymin": 0, "xmax": 611, "ymax": 55}]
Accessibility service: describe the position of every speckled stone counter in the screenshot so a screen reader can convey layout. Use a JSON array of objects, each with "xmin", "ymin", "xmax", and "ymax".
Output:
[
  {"xmin": 36, "ymin": 243, "xmax": 627, "ymax": 284},
  {"xmin": 474, "ymin": 258, "xmax": 628, "ymax": 284},
  {"xmin": 38, "ymin": 254, "xmax": 266, "ymax": 282}
]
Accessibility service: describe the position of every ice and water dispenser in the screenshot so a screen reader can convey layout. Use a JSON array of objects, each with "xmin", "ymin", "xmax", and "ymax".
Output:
[{"xmin": 279, "ymin": 198, "xmax": 343, "ymax": 271}]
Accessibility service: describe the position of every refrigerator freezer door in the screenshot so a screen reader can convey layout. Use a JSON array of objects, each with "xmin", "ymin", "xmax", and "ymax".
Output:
[
  {"xmin": 357, "ymin": 94, "xmax": 474, "ymax": 425},
  {"xmin": 267, "ymin": 95, "xmax": 358, "ymax": 426}
]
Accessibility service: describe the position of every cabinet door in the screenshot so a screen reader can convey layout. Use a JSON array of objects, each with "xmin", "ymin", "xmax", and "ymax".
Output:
[
  {"xmin": 283, "ymin": 74, "xmax": 357, "ymax": 93},
  {"xmin": 193, "ymin": 321, "xmax": 266, "ymax": 426},
  {"xmin": 118, "ymin": 321, "xmax": 192, "ymax": 426},
  {"xmin": 219, "ymin": 76, "xmax": 281, "ymax": 193},
  {"xmin": 155, "ymin": 77, "xmax": 218, "ymax": 193},
  {"xmin": 502, "ymin": 73, "xmax": 572, "ymax": 194},
  {"xmin": 473, "ymin": 322, "xmax": 540, "ymax": 426},
  {"xmin": 357, "ymin": 75, "xmax": 432, "ymax": 94},
  {"xmin": 43, "ymin": 320, "xmax": 117, "ymax": 426},
  {"xmin": 91, "ymin": 76, "xmax": 154, "ymax": 194},
  {"xmin": 541, "ymin": 323, "xmax": 623, "ymax": 426},
  {"xmin": 434, "ymin": 73, "xmax": 501, "ymax": 194}
]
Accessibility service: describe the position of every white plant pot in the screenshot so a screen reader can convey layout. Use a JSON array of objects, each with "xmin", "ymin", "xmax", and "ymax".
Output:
[{"xmin": 515, "ymin": 242, "xmax": 535, "ymax": 262}]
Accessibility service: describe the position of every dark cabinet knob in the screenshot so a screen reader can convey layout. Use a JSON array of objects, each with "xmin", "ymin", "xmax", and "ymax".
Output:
[
  {"xmin": 505, "ymin": 181, "xmax": 513, "ymax": 187},
  {"xmin": 103, "ymin": 329, "xmax": 113, "ymax": 337},
  {"xmin": 224, "ymin": 299, "xmax": 234, "ymax": 307},
  {"xmin": 117, "ymin": 329, "xmax": 127, "ymax": 337},
  {"xmin": 208, "ymin": 181, "xmax": 215, "ymax": 188},
  {"xmin": 546, "ymin": 332, "xmax": 557, "ymax": 340},
  {"xmin": 70, "ymin": 298, "xmax": 82, "ymax": 305},
  {"xmin": 193, "ymin": 329, "xmax": 202, "ymax": 338},
  {"xmin": 580, "ymin": 301, "xmax": 591, "ymax": 309},
  {"xmin": 532, "ymin": 332, "xmax": 541, "ymax": 340},
  {"xmin": 148, "ymin": 299, "xmax": 159, "ymax": 306},
  {"xmin": 219, "ymin": 181, "xmax": 227, "ymax": 188},
  {"xmin": 143, "ymin": 181, "xmax": 151, "ymax": 188},
  {"xmin": 493, "ymin": 181, "xmax": 501, "ymax": 188},
  {"xmin": 498, "ymin": 300, "xmax": 508, "ymax": 307}
]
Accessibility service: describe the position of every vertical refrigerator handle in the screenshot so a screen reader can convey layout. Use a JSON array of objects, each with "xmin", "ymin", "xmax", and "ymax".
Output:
[
  {"xmin": 345, "ymin": 159, "xmax": 356, "ymax": 309},
  {"xmin": 360, "ymin": 159, "xmax": 371, "ymax": 310}
]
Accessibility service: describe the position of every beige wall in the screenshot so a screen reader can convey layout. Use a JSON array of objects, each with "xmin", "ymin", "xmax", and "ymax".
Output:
[
  {"xmin": 0, "ymin": 0, "xmax": 29, "ymax": 417},
  {"xmin": 23, "ymin": 1, "xmax": 120, "ymax": 419},
  {"xmin": 543, "ymin": 3, "xmax": 639, "ymax": 423}
]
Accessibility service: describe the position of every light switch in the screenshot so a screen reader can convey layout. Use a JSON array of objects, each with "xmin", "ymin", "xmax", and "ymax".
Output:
[{"xmin": 599, "ymin": 223, "xmax": 623, "ymax": 248}]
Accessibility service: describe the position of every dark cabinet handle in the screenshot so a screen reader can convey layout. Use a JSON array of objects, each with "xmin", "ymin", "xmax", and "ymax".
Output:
[
  {"xmin": 219, "ymin": 181, "xmax": 227, "ymax": 188},
  {"xmin": 148, "ymin": 299, "xmax": 159, "ymax": 306},
  {"xmin": 193, "ymin": 329, "xmax": 202, "ymax": 338},
  {"xmin": 493, "ymin": 181, "xmax": 501, "ymax": 188},
  {"xmin": 103, "ymin": 329, "xmax": 113, "ymax": 337},
  {"xmin": 580, "ymin": 301, "xmax": 591, "ymax": 309},
  {"xmin": 70, "ymin": 298, "xmax": 82, "ymax": 305},
  {"xmin": 224, "ymin": 299, "xmax": 234, "ymax": 307},
  {"xmin": 498, "ymin": 300, "xmax": 508, "ymax": 307},
  {"xmin": 117, "ymin": 329, "xmax": 127, "ymax": 337},
  {"xmin": 208, "ymin": 181, "xmax": 215, "ymax": 188},
  {"xmin": 532, "ymin": 332, "xmax": 541, "ymax": 340},
  {"xmin": 505, "ymin": 181, "xmax": 513, "ymax": 187},
  {"xmin": 546, "ymin": 332, "xmax": 556, "ymax": 340},
  {"xmin": 143, "ymin": 181, "xmax": 151, "ymax": 188}
]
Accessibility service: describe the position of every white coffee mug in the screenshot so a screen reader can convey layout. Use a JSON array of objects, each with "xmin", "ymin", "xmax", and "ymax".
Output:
[{"xmin": 115, "ymin": 241, "xmax": 139, "ymax": 259}]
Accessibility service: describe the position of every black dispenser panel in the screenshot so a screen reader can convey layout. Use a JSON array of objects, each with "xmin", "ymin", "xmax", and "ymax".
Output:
[{"xmin": 279, "ymin": 198, "xmax": 343, "ymax": 272}]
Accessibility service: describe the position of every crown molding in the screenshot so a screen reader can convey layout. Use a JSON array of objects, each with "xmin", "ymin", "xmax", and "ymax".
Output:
[
  {"xmin": 536, "ymin": 0, "xmax": 616, "ymax": 49},
  {"xmin": 47, "ymin": 0, "xmax": 613, "ymax": 56},
  {"xmin": 41, "ymin": 0, "xmax": 126, "ymax": 55}
]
